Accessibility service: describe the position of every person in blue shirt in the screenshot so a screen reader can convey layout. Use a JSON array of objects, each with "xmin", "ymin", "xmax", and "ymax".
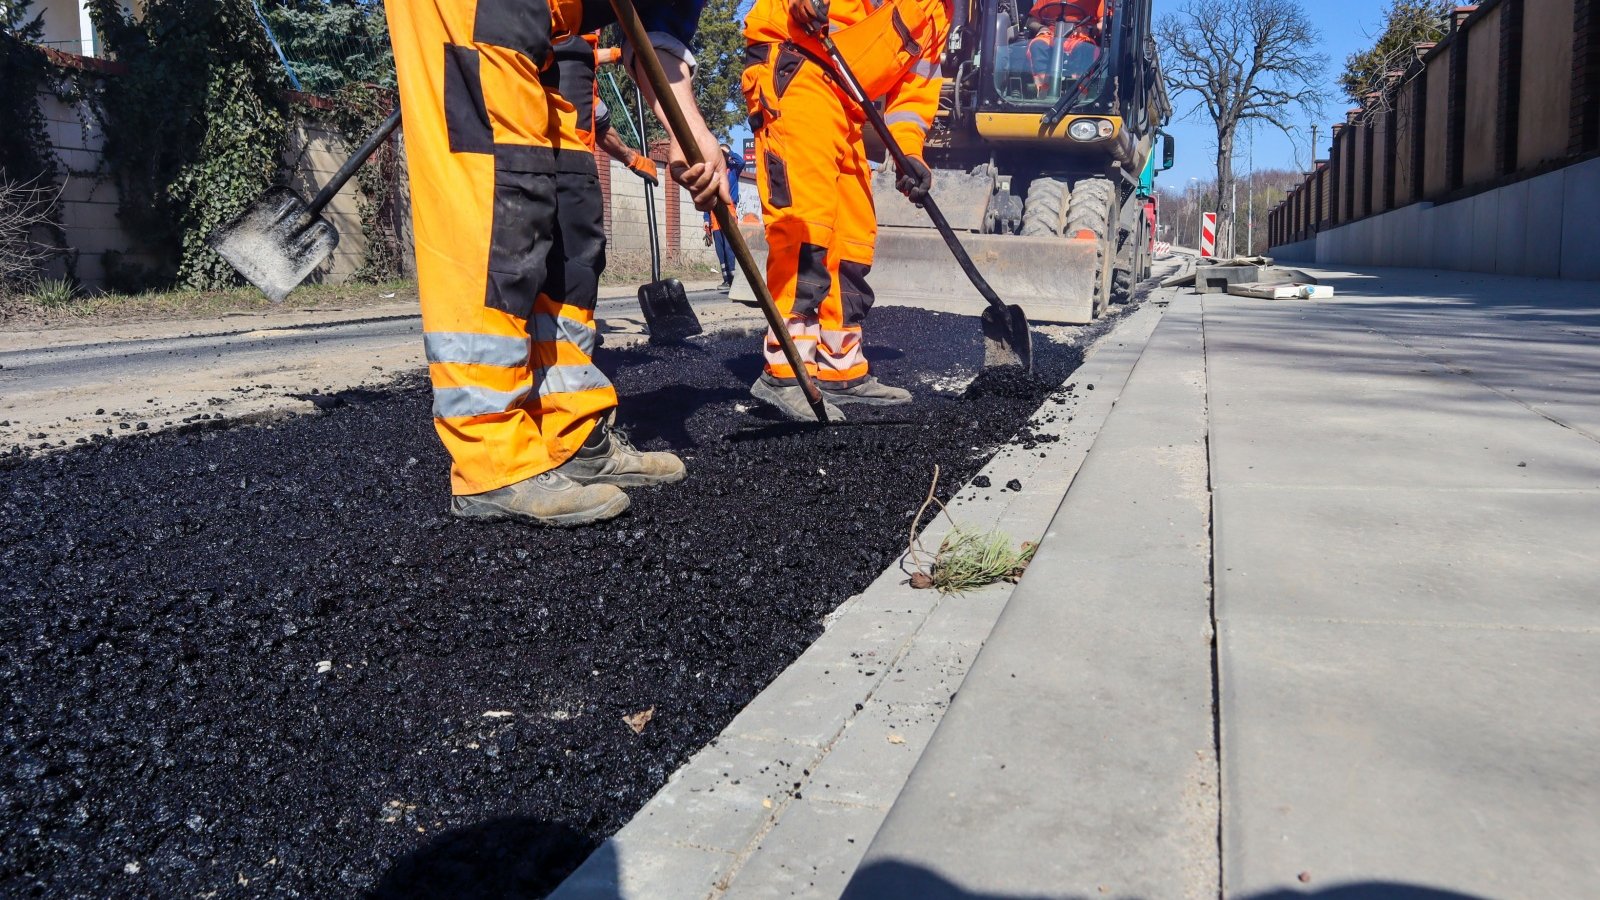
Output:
[{"xmin": 704, "ymin": 143, "xmax": 747, "ymax": 290}]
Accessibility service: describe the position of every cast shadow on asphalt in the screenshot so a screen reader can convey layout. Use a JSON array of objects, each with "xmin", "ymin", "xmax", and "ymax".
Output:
[
  {"xmin": 842, "ymin": 861, "xmax": 1492, "ymax": 900},
  {"xmin": 368, "ymin": 816, "xmax": 596, "ymax": 899}
]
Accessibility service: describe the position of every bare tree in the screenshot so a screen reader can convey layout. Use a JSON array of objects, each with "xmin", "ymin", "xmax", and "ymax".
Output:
[
  {"xmin": 0, "ymin": 176, "xmax": 64, "ymax": 298},
  {"xmin": 1157, "ymin": 0, "xmax": 1326, "ymax": 255}
]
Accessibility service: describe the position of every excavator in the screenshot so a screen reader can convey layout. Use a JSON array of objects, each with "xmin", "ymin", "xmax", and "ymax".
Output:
[{"xmin": 733, "ymin": 0, "xmax": 1175, "ymax": 324}]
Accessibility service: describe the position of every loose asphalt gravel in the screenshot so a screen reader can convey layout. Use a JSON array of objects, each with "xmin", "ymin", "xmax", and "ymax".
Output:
[{"xmin": 0, "ymin": 305, "xmax": 1115, "ymax": 898}]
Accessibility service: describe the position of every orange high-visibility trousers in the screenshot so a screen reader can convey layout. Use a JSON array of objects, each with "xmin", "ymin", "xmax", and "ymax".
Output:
[
  {"xmin": 743, "ymin": 47, "xmax": 876, "ymax": 385},
  {"xmin": 387, "ymin": 0, "xmax": 615, "ymax": 496},
  {"xmin": 742, "ymin": 0, "xmax": 949, "ymax": 386}
]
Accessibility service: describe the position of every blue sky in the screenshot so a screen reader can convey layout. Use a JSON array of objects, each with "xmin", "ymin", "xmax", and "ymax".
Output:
[
  {"xmin": 1156, "ymin": 0, "xmax": 1392, "ymax": 185},
  {"xmin": 721, "ymin": 0, "xmax": 1391, "ymax": 184}
]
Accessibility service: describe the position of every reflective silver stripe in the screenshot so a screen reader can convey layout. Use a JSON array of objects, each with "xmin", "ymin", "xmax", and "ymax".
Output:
[
  {"xmin": 424, "ymin": 332, "xmax": 529, "ymax": 368},
  {"xmin": 432, "ymin": 385, "xmax": 529, "ymax": 419},
  {"xmin": 884, "ymin": 110, "xmax": 929, "ymax": 131},
  {"xmin": 532, "ymin": 313, "xmax": 597, "ymax": 357},
  {"xmin": 536, "ymin": 363, "xmax": 612, "ymax": 396},
  {"xmin": 911, "ymin": 59, "xmax": 939, "ymax": 79}
]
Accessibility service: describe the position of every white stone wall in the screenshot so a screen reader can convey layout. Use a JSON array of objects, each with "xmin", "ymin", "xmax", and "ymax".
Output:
[
  {"xmin": 280, "ymin": 120, "xmax": 376, "ymax": 282},
  {"xmin": 603, "ymin": 155, "xmax": 716, "ymax": 266},
  {"xmin": 36, "ymin": 88, "xmax": 158, "ymax": 287}
]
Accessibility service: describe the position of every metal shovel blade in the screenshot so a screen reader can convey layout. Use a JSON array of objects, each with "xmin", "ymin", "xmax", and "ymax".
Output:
[
  {"xmin": 981, "ymin": 303, "xmax": 1033, "ymax": 372},
  {"xmin": 638, "ymin": 277, "xmax": 703, "ymax": 343},
  {"xmin": 208, "ymin": 186, "xmax": 339, "ymax": 303}
]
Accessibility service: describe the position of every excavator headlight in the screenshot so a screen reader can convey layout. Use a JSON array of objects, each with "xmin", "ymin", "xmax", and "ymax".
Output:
[
  {"xmin": 1067, "ymin": 119, "xmax": 1100, "ymax": 141},
  {"xmin": 1066, "ymin": 118, "xmax": 1115, "ymax": 141}
]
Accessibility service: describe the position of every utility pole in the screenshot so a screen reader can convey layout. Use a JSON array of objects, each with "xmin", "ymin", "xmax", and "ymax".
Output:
[
  {"xmin": 1247, "ymin": 131, "xmax": 1255, "ymax": 254},
  {"xmin": 1190, "ymin": 177, "xmax": 1201, "ymax": 249},
  {"xmin": 1311, "ymin": 124, "xmax": 1320, "ymax": 161}
]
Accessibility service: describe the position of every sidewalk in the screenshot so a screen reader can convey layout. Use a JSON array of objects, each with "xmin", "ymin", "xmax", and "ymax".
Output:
[
  {"xmin": 556, "ymin": 265, "xmax": 1600, "ymax": 898},
  {"xmin": 854, "ymin": 266, "xmax": 1600, "ymax": 898}
]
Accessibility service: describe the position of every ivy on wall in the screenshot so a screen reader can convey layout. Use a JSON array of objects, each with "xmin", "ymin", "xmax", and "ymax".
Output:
[
  {"xmin": 1, "ymin": 0, "xmax": 59, "ymax": 187},
  {"xmin": 89, "ymin": 0, "xmax": 290, "ymax": 291}
]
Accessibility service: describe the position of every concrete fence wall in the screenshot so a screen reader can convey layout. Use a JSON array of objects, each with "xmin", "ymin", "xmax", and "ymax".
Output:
[{"xmin": 1268, "ymin": 0, "xmax": 1600, "ymax": 279}]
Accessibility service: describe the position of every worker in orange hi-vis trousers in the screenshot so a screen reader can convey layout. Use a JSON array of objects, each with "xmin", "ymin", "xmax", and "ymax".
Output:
[
  {"xmin": 386, "ymin": 0, "xmax": 725, "ymax": 527},
  {"xmin": 741, "ymin": 0, "xmax": 950, "ymax": 421}
]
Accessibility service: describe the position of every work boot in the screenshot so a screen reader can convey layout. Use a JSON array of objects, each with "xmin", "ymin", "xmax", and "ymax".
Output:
[
  {"xmin": 450, "ymin": 472, "xmax": 629, "ymax": 527},
  {"xmin": 558, "ymin": 418, "xmax": 686, "ymax": 487},
  {"xmin": 820, "ymin": 376, "xmax": 912, "ymax": 406},
  {"xmin": 750, "ymin": 373, "xmax": 846, "ymax": 422}
]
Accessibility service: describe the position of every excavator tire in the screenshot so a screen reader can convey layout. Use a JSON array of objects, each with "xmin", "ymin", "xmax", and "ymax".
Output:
[
  {"xmin": 1065, "ymin": 177, "xmax": 1116, "ymax": 317},
  {"xmin": 1020, "ymin": 177, "xmax": 1071, "ymax": 237}
]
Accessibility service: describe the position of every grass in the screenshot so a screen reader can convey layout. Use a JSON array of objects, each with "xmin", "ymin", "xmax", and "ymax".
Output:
[
  {"xmin": 904, "ymin": 465, "xmax": 1038, "ymax": 595},
  {"xmin": 0, "ymin": 258, "xmax": 718, "ymax": 330},
  {"xmin": 922, "ymin": 526, "xmax": 1037, "ymax": 595}
]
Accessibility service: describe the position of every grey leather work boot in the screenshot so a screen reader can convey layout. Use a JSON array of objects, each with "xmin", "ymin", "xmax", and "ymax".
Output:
[
  {"xmin": 749, "ymin": 373, "xmax": 846, "ymax": 422},
  {"xmin": 558, "ymin": 418, "xmax": 687, "ymax": 487},
  {"xmin": 450, "ymin": 471, "xmax": 629, "ymax": 527},
  {"xmin": 820, "ymin": 375, "xmax": 912, "ymax": 406}
]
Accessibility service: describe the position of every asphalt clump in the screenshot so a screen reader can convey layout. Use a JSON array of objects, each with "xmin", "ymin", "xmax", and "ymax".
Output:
[{"xmin": 1, "ymin": 307, "xmax": 1087, "ymax": 897}]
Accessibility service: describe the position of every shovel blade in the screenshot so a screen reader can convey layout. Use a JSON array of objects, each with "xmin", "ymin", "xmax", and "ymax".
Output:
[
  {"xmin": 638, "ymin": 278, "xmax": 703, "ymax": 343},
  {"xmin": 981, "ymin": 303, "xmax": 1032, "ymax": 372},
  {"xmin": 208, "ymin": 186, "xmax": 339, "ymax": 303}
]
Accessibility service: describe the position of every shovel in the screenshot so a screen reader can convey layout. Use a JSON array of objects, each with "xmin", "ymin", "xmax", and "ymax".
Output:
[
  {"xmin": 633, "ymin": 87, "xmax": 703, "ymax": 344},
  {"xmin": 808, "ymin": 34, "xmax": 1033, "ymax": 372},
  {"xmin": 209, "ymin": 109, "xmax": 401, "ymax": 302},
  {"xmin": 610, "ymin": 0, "xmax": 830, "ymax": 423}
]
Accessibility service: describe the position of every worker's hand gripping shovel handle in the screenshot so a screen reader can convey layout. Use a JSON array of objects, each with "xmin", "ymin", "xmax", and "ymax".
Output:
[
  {"xmin": 609, "ymin": 0, "xmax": 831, "ymax": 425},
  {"xmin": 810, "ymin": 34, "xmax": 1012, "ymax": 323}
]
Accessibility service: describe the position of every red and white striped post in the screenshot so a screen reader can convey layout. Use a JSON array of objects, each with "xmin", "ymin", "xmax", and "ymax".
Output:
[{"xmin": 1199, "ymin": 211, "xmax": 1217, "ymax": 258}]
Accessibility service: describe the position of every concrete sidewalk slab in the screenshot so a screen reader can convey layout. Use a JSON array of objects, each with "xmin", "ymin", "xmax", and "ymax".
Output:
[
  {"xmin": 843, "ymin": 297, "xmax": 1217, "ymax": 900},
  {"xmin": 1215, "ymin": 485, "xmax": 1600, "ymax": 628},
  {"xmin": 1220, "ymin": 617, "xmax": 1600, "ymax": 898},
  {"xmin": 1206, "ymin": 269, "xmax": 1600, "ymax": 898}
]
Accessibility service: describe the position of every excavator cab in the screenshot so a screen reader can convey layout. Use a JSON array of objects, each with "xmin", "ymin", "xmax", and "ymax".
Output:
[{"xmin": 991, "ymin": 1, "xmax": 1105, "ymax": 105}]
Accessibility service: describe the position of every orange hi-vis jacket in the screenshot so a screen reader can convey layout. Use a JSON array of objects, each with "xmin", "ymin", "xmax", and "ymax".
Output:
[{"xmin": 743, "ymin": 0, "xmax": 950, "ymax": 159}]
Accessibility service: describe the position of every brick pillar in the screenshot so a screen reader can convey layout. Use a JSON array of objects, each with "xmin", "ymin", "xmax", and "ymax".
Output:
[
  {"xmin": 1411, "ymin": 62, "xmax": 1429, "ymax": 203},
  {"xmin": 1329, "ymin": 123, "xmax": 1344, "ymax": 225},
  {"xmin": 647, "ymin": 140, "xmax": 677, "ymax": 262},
  {"xmin": 1447, "ymin": 23, "xmax": 1469, "ymax": 190},
  {"xmin": 1574, "ymin": 0, "xmax": 1600, "ymax": 154},
  {"xmin": 1498, "ymin": 0, "xmax": 1524, "ymax": 175},
  {"xmin": 1383, "ymin": 107, "xmax": 1398, "ymax": 211},
  {"xmin": 1315, "ymin": 167, "xmax": 1325, "ymax": 231},
  {"xmin": 1344, "ymin": 124, "xmax": 1358, "ymax": 220}
]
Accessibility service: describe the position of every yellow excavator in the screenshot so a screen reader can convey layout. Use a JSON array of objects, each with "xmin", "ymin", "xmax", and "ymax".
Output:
[{"xmin": 733, "ymin": 0, "xmax": 1174, "ymax": 323}]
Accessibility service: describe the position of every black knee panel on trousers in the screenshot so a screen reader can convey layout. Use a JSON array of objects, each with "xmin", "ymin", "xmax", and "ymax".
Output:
[
  {"xmin": 838, "ymin": 259, "xmax": 875, "ymax": 326},
  {"xmin": 792, "ymin": 242, "xmax": 832, "ymax": 319},
  {"xmin": 540, "ymin": 170, "xmax": 608, "ymax": 312},
  {"xmin": 486, "ymin": 162, "xmax": 558, "ymax": 320}
]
